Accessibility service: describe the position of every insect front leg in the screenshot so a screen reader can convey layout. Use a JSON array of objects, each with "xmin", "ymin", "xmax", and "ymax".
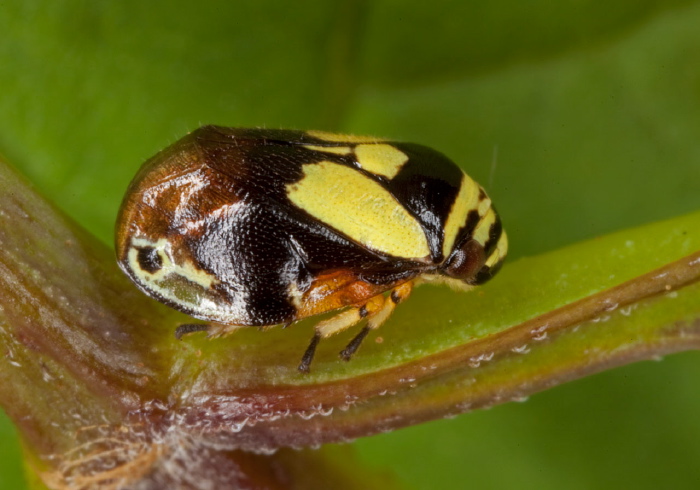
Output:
[
  {"xmin": 298, "ymin": 296, "xmax": 382, "ymax": 373},
  {"xmin": 340, "ymin": 280, "xmax": 414, "ymax": 361},
  {"xmin": 298, "ymin": 280, "xmax": 414, "ymax": 373}
]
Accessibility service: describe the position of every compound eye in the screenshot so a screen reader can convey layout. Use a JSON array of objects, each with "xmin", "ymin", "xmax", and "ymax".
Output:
[
  {"xmin": 135, "ymin": 246, "xmax": 163, "ymax": 274},
  {"xmin": 442, "ymin": 239, "xmax": 486, "ymax": 283}
]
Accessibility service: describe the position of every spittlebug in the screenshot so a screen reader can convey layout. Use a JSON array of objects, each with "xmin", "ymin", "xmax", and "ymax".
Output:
[{"xmin": 115, "ymin": 126, "xmax": 508, "ymax": 372}]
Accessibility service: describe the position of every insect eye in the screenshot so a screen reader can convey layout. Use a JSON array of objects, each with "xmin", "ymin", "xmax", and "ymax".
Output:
[
  {"xmin": 442, "ymin": 239, "xmax": 486, "ymax": 283},
  {"xmin": 135, "ymin": 246, "xmax": 163, "ymax": 274}
]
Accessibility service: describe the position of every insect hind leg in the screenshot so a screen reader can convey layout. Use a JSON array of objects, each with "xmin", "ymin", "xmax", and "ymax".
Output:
[
  {"xmin": 175, "ymin": 322, "xmax": 245, "ymax": 340},
  {"xmin": 175, "ymin": 323, "xmax": 210, "ymax": 339}
]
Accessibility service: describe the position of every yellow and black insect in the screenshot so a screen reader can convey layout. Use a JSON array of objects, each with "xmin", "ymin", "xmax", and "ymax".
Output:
[{"xmin": 115, "ymin": 126, "xmax": 507, "ymax": 372}]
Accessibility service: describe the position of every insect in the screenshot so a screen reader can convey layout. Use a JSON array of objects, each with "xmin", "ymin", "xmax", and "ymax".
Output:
[{"xmin": 115, "ymin": 126, "xmax": 507, "ymax": 372}]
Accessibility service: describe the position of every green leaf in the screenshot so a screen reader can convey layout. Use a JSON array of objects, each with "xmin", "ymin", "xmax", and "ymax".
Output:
[{"xmin": 1, "ymin": 146, "xmax": 698, "ymax": 486}]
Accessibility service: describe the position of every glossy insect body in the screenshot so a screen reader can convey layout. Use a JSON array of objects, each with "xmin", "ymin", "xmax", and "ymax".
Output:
[{"xmin": 115, "ymin": 126, "xmax": 508, "ymax": 372}]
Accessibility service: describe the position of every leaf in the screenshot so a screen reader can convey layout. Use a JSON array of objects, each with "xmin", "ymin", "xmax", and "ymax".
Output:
[{"xmin": 1, "ymin": 145, "xmax": 699, "ymax": 486}]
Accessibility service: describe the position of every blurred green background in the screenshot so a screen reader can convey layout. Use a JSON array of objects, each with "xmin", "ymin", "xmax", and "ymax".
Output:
[{"xmin": 1, "ymin": 1, "xmax": 699, "ymax": 488}]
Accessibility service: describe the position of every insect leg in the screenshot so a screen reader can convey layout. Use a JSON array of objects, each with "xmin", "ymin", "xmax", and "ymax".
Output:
[
  {"xmin": 175, "ymin": 322, "xmax": 246, "ymax": 339},
  {"xmin": 175, "ymin": 323, "xmax": 210, "ymax": 339},
  {"xmin": 340, "ymin": 280, "xmax": 414, "ymax": 361},
  {"xmin": 299, "ymin": 332, "xmax": 321, "ymax": 374},
  {"xmin": 298, "ymin": 294, "xmax": 385, "ymax": 373}
]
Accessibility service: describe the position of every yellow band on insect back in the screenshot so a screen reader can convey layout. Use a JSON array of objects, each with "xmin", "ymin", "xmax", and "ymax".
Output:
[
  {"xmin": 302, "ymin": 145, "xmax": 353, "ymax": 155},
  {"xmin": 287, "ymin": 161, "xmax": 431, "ymax": 259},
  {"xmin": 306, "ymin": 130, "xmax": 380, "ymax": 144},
  {"xmin": 472, "ymin": 208, "xmax": 497, "ymax": 247},
  {"xmin": 354, "ymin": 144, "xmax": 409, "ymax": 179},
  {"xmin": 442, "ymin": 174, "xmax": 480, "ymax": 258},
  {"xmin": 486, "ymin": 230, "xmax": 508, "ymax": 268}
]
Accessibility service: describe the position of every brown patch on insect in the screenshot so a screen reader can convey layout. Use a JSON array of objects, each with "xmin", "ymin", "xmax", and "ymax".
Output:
[
  {"xmin": 115, "ymin": 137, "xmax": 244, "ymax": 263},
  {"xmin": 293, "ymin": 270, "xmax": 387, "ymax": 320}
]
